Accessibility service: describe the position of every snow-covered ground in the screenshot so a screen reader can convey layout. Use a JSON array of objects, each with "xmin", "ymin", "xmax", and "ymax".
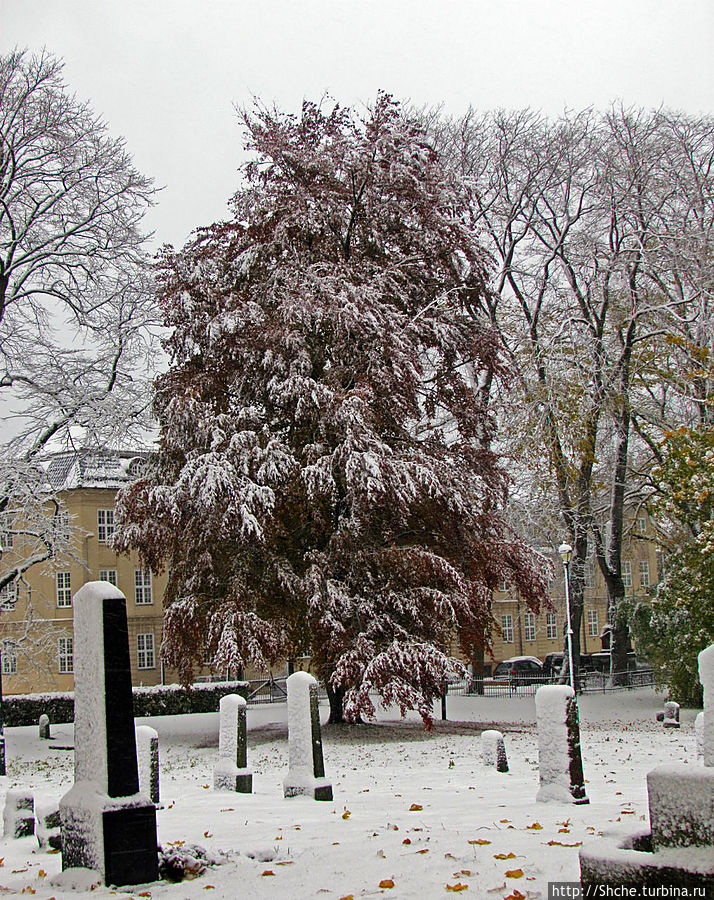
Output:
[{"xmin": 0, "ymin": 687, "xmax": 703, "ymax": 899}]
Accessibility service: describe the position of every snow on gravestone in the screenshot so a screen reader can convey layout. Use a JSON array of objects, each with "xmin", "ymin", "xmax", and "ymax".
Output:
[
  {"xmin": 136, "ymin": 726, "xmax": 160, "ymax": 805},
  {"xmin": 59, "ymin": 582, "xmax": 158, "ymax": 886},
  {"xmin": 481, "ymin": 730, "xmax": 509, "ymax": 772},
  {"xmin": 213, "ymin": 694, "xmax": 252, "ymax": 793},
  {"xmin": 699, "ymin": 643, "xmax": 714, "ymax": 767},
  {"xmin": 283, "ymin": 672, "xmax": 333, "ymax": 801},
  {"xmin": 535, "ymin": 685, "xmax": 588, "ymax": 804}
]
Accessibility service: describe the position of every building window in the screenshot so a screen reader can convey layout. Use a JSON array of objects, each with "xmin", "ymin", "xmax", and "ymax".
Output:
[
  {"xmin": 639, "ymin": 559, "xmax": 650, "ymax": 587},
  {"xmin": 546, "ymin": 612, "xmax": 558, "ymax": 640},
  {"xmin": 584, "ymin": 563, "xmax": 595, "ymax": 589},
  {"xmin": 622, "ymin": 560, "xmax": 632, "ymax": 588},
  {"xmin": 0, "ymin": 514, "xmax": 13, "ymax": 549},
  {"xmin": 97, "ymin": 509, "xmax": 115, "ymax": 543},
  {"xmin": 58, "ymin": 637, "xmax": 73, "ymax": 674},
  {"xmin": 524, "ymin": 612, "xmax": 536, "ymax": 642},
  {"xmin": 2, "ymin": 640, "xmax": 17, "ymax": 675},
  {"xmin": 56, "ymin": 571, "xmax": 72, "ymax": 607},
  {"xmin": 99, "ymin": 569, "xmax": 117, "ymax": 586},
  {"xmin": 497, "ymin": 579, "xmax": 507, "ymax": 593},
  {"xmin": 0, "ymin": 581, "xmax": 17, "ymax": 610},
  {"xmin": 135, "ymin": 569, "xmax": 152, "ymax": 605},
  {"xmin": 636, "ymin": 516, "xmax": 646, "ymax": 534},
  {"xmin": 501, "ymin": 614, "xmax": 514, "ymax": 643},
  {"xmin": 137, "ymin": 633, "xmax": 155, "ymax": 669},
  {"xmin": 587, "ymin": 609, "xmax": 598, "ymax": 637}
]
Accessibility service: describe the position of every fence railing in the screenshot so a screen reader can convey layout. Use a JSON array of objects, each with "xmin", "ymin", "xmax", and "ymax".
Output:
[{"xmin": 447, "ymin": 668, "xmax": 655, "ymax": 697}]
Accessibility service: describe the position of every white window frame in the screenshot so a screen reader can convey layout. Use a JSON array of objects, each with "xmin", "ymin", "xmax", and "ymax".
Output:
[
  {"xmin": 584, "ymin": 563, "xmax": 595, "ymax": 589},
  {"xmin": 546, "ymin": 612, "xmax": 558, "ymax": 640},
  {"xmin": 58, "ymin": 637, "xmax": 73, "ymax": 674},
  {"xmin": 0, "ymin": 514, "xmax": 13, "ymax": 549},
  {"xmin": 524, "ymin": 612, "xmax": 536, "ymax": 642},
  {"xmin": 99, "ymin": 569, "xmax": 118, "ymax": 587},
  {"xmin": 636, "ymin": 516, "xmax": 646, "ymax": 534},
  {"xmin": 56, "ymin": 571, "xmax": 72, "ymax": 607},
  {"xmin": 134, "ymin": 569, "xmax": 153, "ymax": 605},
  {"xmin": 97, "ymin": 508, "xmax": 115, "ymax": 543},
  {"xmin": 2, "ymin": 639, "xmax": 17, "ymax": 675},
  {"xmin": 622, "ymin": 560, "xmax": 632, "ymax": 588},
  {"xmin": 639, "ymin": 559, "xmax": 650, "ymax": 587},
  {"xmin": 137, "ymin": 632, "xmax": 155, "ymax": 669},
  {"xmin": 501, "ymin": 614, "xmax": 514, "ymax": 643},
  {"xmin": 587, "ymin": 609, "xmax": 599, "ymax": 637},
  {"xmin": 0, "ymin": 581, "xmax": 17, "ymax": 610}
]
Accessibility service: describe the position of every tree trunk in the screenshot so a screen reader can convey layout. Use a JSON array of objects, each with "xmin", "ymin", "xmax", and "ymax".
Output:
[{"xmin": 325, "ymin": 683, "xmax": 347, "ymax": 725}]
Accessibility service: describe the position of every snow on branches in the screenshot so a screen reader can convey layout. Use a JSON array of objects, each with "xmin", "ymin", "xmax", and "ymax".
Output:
[{"xmin": 114, "ymin": 94, "xmax": 549, "ymax": 723}]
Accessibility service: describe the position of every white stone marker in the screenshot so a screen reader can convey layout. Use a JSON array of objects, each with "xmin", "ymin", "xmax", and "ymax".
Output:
[
  {"xmin": 39, "ymin": 714, "xmax": 51, "ymax": 740},
  {"xmin": 213, "ymin": 694, "xmax": 252, "ymax": 792},
  {"xmin": 698, "ymin": 643, "xmax": 714, "ymax": 767},
  {"xmin": 283, "ymin": 672, "xmax": 333, "ymax": 801},
  {"xmin": 694, "ymin": 711, "xmax": 704, "ymax": 762},
  {"xmin": 535, "ymin": 684, "xmax": 588, "ymax": 804},
  {"xmin": 136, "ymin": 725, "xmax": 160, "ymax": 804},
  {"xmin": 481, "ymin": 729, "xmax": 509, "ymax": 772}
]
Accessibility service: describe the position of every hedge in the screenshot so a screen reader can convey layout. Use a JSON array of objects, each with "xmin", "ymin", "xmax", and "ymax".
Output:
[{"xmin": 1, "ymin": 681, "xmax": 250, "ymax": 727}]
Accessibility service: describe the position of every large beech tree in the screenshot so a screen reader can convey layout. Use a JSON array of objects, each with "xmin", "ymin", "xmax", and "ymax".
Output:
[{"xmin": 114, "ymin": 96, "xmax": 549, "ymax": 723}]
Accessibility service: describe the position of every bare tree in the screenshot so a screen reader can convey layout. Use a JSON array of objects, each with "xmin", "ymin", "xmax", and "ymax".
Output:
[{"xmin": 0, "ymin": 48, "xmax": 160, "ymax": 591}]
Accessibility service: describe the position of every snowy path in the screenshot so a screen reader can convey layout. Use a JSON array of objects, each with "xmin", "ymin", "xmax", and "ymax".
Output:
[{"xmin": 0, "ymin": 687, "xmax": 701, "ymax": 899}]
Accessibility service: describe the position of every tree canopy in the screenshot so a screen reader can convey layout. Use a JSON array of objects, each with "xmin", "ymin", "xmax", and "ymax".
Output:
[{"xmin": 114, "ymin": 95, "xmax": 549, "ymax": 723}]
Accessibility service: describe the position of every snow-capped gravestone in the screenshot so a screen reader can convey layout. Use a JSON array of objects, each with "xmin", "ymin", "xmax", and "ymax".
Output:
[
  {"xmin": 535, "ymin": 685, "xmax": 588, "ymax": 804},
  {"xmin": 59, "ymin": 582, "xmax": 158, "ymax": 887},
  {"xmin": 3, "ymin": 789, "xmax": 34, "ymax": 838},
  {"xmin": 481, "ymin": 729, "xmax": 509, "ymax": 773},
  {"xmin": 213, "ymin": 694, "xmax": 252, "ymax": 793},
  {"xmin": 39, "ymin": 714, "xmax": 51, "ymax": 740},
  {"xmin": 283, "ymin": 672, "xmax": 333, "ymax": 801},
  {"xmin": 662, "ymin": 701, "xmax": 680, "ymax": 728},
  {"xmin": 699, "ymin": 643, "xmax": 714, "ymax": 766},
  {"xmin": 136, "ymin": 726, "xmax": 160, "ymax": 805}
]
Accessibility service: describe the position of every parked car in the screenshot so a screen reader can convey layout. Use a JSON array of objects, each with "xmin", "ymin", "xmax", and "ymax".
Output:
[
  {"xmin": 493, "ymin": 656, "xmax": 547, "ymax": 686},
  {"xmin": 543, "ymin": 652, "xmax": 596, "ymax": 681}
]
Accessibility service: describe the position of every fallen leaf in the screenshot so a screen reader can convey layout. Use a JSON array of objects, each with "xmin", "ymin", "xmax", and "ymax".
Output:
[
  {"xmin": 558, "ymin": 828, "xmax": 570, "ymax": 833},
  {"xmin": 38, "ymin": 871, "xmax": 47, "ymax": 879},
  {"xmin": 332, "ymin": 842, "xmax": 340, "ymax": 846},
  {"xmin": 446, "ymin": 884, "xmax": 469, "ymax": 893},
  {"xmin": 409, "ymin": 804, "xmax": 423, "ymax": 812},
  {"xmin": 342, "ymin": 810, "xmax": 351, "ymax": 820},
  {"xmin": 526, "ymin": 822, "xmax": 542, "ymax": 830},
  {"xmin": 546, "ymin": 840, "xmax": 583, "ymax": 847},
  {"xmin": 136, "ymin": 893, "xmax": 150, "ymax": 898},
  {"xmin": 379, "ymin": 879, "xmax": 395, "ymax": 889},
  {"xmin": 459, "ymin": 870, "xmax": 471, "ymax": 876},
  {"xmin": 377, "ymin": 850, "xmax": 386, "ymax": 859},
  {"xmin": 416, "ymin": 848, "xmax": 429, "ymax": 854},
  {"xmin": 21, "ymin": 889, "xmax": 36, "ymax": 896},
  {"xmin": 276, "ymin": 861, "xmax": 294, "ymax": 866},
  {"xmin": 493, "ymin": 852, "xmax": 516, "ymax": 860},
  {"xmin": 444, "ymin": 852, "xmax": 457, "ymax": 859},
  {"xmin": 505, "ymin": 869, "xmax": 524, "ymax": 879},
  {"xmin": 220, "ymin": 808, "xmax": 234, "ymax": 812},
  {"xmin": 261, "ymin": 870, "xmax": 275, "ymax": 877},
  {"xmin": 499, "ymin": 819, "xmax": 511, "ymax": 823},
  {"xmin": 203, "ymin": 831, "xmax": 212, "ymax": 838},
  {"xmin": 468, "ymin": 839, "xmax": 491, "ymax": 845},
  {"xmin": 339, "ymin": 896, "xmax": 354, "ymax": 900},
  {"xmin": 202, "ymin": 784, "xmax": 210, "ymax": 790},
  {"xmin": 504, "ymin": 892, "xmax": 526, "ymax": 900},
  {"xmin": 12, "ymin": 869, "xmax": 28, "ymax": 874},
  {"xmin": 402, "ymin": 838, "xmax": 411, "ymax": 845}
]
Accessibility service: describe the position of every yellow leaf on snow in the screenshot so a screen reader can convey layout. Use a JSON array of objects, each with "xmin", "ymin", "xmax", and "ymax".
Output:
[
  {"xmin": 468, "ymin": 839, "xmax": 491, "ymax": 845},
  {"xmin": 340, "ymin": 896, "xmax": 355, "ymax": 900},
  {"xmin": 526, "ymin": 822, "xmax": 542, "ymax": 830},
  {"xmin": 505, "ymin": 869, "xmax": 524, "ymax": 879},
  {"xmin": 446, "ymin": 884, "xmax": 469, "ymax": 892},
  {"xmin": 342, "ymin": 810, "xmax": 351, "ymax": 820},
  {"xmin": 379, "ymin": 878, "xmax": 395, "ymax": 889},
  {"xmin": 504, "ymin": 891, "xmax": 526, "ymax": 900},
  {"xmin": 546, "ymin": 840, "xmax": 583, "ymax": 847},
  {"xmin": 493, "ymin": 852, "xmax": 516, "ymax": 860}
]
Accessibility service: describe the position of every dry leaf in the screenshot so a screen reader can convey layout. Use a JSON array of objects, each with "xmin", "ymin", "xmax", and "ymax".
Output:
[
  {"xmin": 276, "ymin": 861, "xmax": 294, "ymax": 866},
  {"xmin": 499, "ymin": 819, "xmax": 511, "ymax": 823},
  {"xmin": 493, "ymin": 852, "xmax": 516, "ymax": 860},
  {"xmin": 416, "ymin": 848, "xmax": 429, "ymax": 854},
  {"xmin": 444, "ymin": 852, "xmax": 457, "ymax": 859},
  {"xmin": 203, "ymin": 831, "xmax": 213, "ymax": 838},
  {"xmin": 137, "ymin": 893, "xmax": 150, "ymax": 898},
  {"xmin": 505, "ymin": 869, "xmax": 524, "ymax": 879},
  {"xmin": 379, "ymin": 879, "xmax": 395, "ymax": 889},
  {"xmin": 459, "ymin": 870, "xmax": 472, "ymax": 876},
  {"xmin": 446, "ymin": 884, "xmax": 469, "ymax": 893},
  {"xmin": 558, "ymin": 828, "xmax": 570, "ymax": 833},
  {"xmin": 38, "ymin": 871, "xmax": 47, "ymax": 879},
  {"xmin": 546, "ymin": 840, "xmax": 583, "ymax": 847},
  {"xmin": 468, "ymin": 839, "xmax": 491, "ymax": 845},
  {"xmin": 526, "ymin": 822, "xmax": 542, "ymax": 830},
  {"xmin": 409, "ymin": 803, "xmax": 423, "ymax": 811},
  {"xmin": 504, "ymin": 891, "xmax": 526, "ymax": 900},
  {"xmin": 339, "ymin": 896, "xmax": 355, "ymax": 900},
  {"xmin": 220, "ymin": 808, "xmax": 234, "ymax": 812},
  {"xmin": 402, "ymin": 838, "xmax": 411, "ymax": 845},
  {"xmin": 201, "ymin": 784, "xmax": 210, "ymax": 790},
  {"xmin": 261, "ymin": 870, "xmax": 275, "ymax": 877},
  {"xmin": 342, "ymin": 810, "xmax": 351, "ymax": 820}
]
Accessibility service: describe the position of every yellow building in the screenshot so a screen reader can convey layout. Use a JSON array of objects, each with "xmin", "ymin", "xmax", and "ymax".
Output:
[
  {"xmin": 0, "ymin": 451, "xmax": 170, "ymax": 695},
  {"xmin": 487, "ymin": 517, "xmax": 660, "ymax": 671}
]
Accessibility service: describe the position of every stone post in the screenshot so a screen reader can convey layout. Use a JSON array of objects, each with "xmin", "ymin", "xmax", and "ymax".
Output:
[
  {"xmin": 283, "ymin": 672, "xmax": 333, "ymax": 801},
  {"xmin": 535, "ymin": 684, "xmax": 589, "ymax": 804},
  {"xmin": 39, "ymin": 714, "xmax": 51, "ymax": 740},
  {"xmin": 698, "ymin": 644, "xmax": 714, "ymax": 766},
  {"xmin": 59, "ymin": 582, "xmax": 158, "ymax": 887},
  {"xmin": 481, "ymin": 729, "xmax": 509, "ymax": 772},
  {"xmin": 136, "ymin": 725, "xmax": 160, "ymax": 805},
  {"xmin": 663, "ymin": 701, "xmax": 680, "ymax": 728},
  {"xmin": 695, "ymin": 711, "xmax": 704, "ymax": 762},
  {"xmin": 213, "ymin": 694, "xmax": 252, "ymax": 792},
  {"xmin": 3, "ymin": 790, "xmax": 34, "ymax": 838}
]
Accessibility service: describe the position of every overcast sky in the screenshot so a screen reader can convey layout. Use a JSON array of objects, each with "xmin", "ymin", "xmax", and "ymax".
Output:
[{"xmin": 2, "ymin": 1, "xmax": 713, "ymax": 250}]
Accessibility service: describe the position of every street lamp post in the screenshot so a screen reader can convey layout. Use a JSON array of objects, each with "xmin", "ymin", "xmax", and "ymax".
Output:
[{"xmin": 558, "ymin": 542, "xmax": 576, "ymax": 694}]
